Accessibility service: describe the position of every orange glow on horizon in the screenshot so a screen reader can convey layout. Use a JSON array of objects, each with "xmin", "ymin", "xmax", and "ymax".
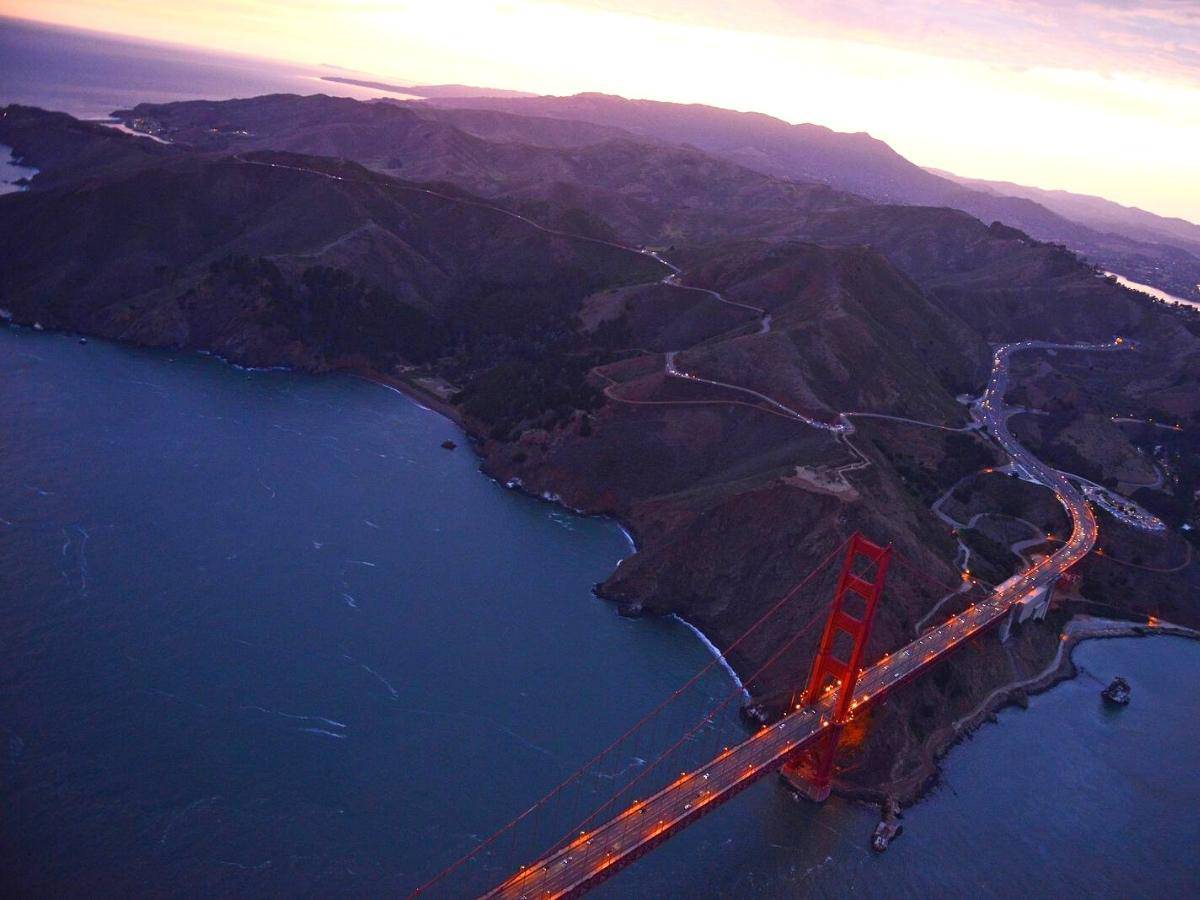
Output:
[{"xmin": 5, "ymin": 0, "xmax": 1199, "ymax": 222}]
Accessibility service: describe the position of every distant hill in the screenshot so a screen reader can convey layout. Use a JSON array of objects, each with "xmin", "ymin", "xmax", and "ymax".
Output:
[
  {"xmin": 320, "ymin": 75, "xmax": 536, "ymax": 99},
  {"xmin": 100, "ymin": 91, "xmax": 1184, "ymax": 344},
  {"xmin": 0, "ymin": 110, "xmax": 661, "ymax": 370},
  {"xmin": 423, "ymin": 92, "xmax": 1200, "ymax": 301},
  {"xmin": 928, "ymin": 167, "xmax": 1200, "ymax": 258},
  {"xmin": 0, "ymin": 105, "xmax": 176, "ymax": 186},
  {"xmin": 111, "ymin": 93, "xmax": 867, "ymax": 245},
  {"xmin": 109, "ymin": 92, "xmax": 1200, "ymax": 304}
]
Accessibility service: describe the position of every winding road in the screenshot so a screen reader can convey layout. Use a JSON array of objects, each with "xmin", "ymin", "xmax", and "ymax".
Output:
[
  {"xmin": 664, "ymin": 351, "xmax": 847, "ymax": 432},
  {"xmin": 235, "ymin": 152, "xmax": 1136, "ymax": 653}
]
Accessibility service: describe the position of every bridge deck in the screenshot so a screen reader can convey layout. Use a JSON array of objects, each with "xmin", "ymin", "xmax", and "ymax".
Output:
[{"xmin": 488, "ymin": 517, "xmax": 1092, "ymax": 899}]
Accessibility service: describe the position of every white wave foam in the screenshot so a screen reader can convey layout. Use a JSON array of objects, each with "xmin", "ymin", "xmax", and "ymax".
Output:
[
  {"xmin": 671, "ymin": 614, "xmax": 748, "ymax": 699},
  {"xmin": 239, "ymin": 705, "xmax": 347, "ymax": 729},
  {"xmin": 616, "ymin": 523, "xmax": 638, "ymax": 553},
  {"xmin": 359, "ymin": 663, "xmax": 399, "ymax": 699},
  {"xmin": 298, "ymin": 728, "xmax": 346, "ymax": 739},
  {"xmin": 367, "ymin": 379, "xmax": 433, "ymax": 412}
]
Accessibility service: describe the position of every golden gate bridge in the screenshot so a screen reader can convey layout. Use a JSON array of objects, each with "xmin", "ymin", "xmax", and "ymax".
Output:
[{"xmin": 407, "ymin": 515, "xmax": 1091, "ymax": 899}]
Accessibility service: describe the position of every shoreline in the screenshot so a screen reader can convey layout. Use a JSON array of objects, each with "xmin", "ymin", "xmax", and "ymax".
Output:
[
  {"xmin": 361, "ymin": 352, "xmax": 1200, "ymax": 816},
  {"xmin": 354, "ymin": 371, "xmax": 757, "ymax": 700},
  {"xmin": 861, "ymin": 613, "xmax": 1200, "ymax": 807},
  {"xmin": 671, "ymin": 614, "xmax": 750, "ymax": 699},
  {"xmin": 355, "ymin": 368, "xmax": 465, "ymax": 427},
  {"xmin": 1105, "ymin": 270, "xmax": 1200, "ymax": 312},
  {"xmin": 0, "ymin": 141, "xmax": 39, "ymax": 195}
]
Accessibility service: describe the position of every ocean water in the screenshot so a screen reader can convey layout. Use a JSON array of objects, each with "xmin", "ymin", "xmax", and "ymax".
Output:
[
  {"xmin": 0, "ymin": 143, "xmax": 38, "ymax": 194},
  {"xmin": 0, "ymin": 16, "xmax": 404, "ymax": 120},
  {"xmin": 0, "ymin": 328, "xmax": 740, "ymax": 894},
  {"xmin": 1104, "ymin": 271, "xmax": 1200, "ymax": 313},
  {"xmin": 3, "ymin": 327, "xmax": 1197, "ymax": 897}
]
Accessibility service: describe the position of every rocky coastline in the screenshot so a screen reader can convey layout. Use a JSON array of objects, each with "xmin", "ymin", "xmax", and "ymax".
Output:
[{"xmin": 874, "ymin": 615, "xmax": 1200, "ymax": 807}]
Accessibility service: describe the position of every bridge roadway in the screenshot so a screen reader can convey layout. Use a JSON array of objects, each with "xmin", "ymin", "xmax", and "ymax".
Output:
[{"xmin": 487, "ymin": 340, "xmax": 1120, "ymax": 899}]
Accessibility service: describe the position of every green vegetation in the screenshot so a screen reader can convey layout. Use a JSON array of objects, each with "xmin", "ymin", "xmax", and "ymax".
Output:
[
  {"xmin": 876, "ymin": 432, "xmax": 995, "ymax": 506},
  {"xmin": 456, "ymin": 350, "xmax": 606, "ymax": 439},
  {"xmin": 961, "ymin": 527, "xmax": 1019, "ymax": 583},
  {"xmin": 206, "ymin": 256, "xmax": 448, "ymax": 363},
  {"xmin": 297, "ymin": 265, "xmax": 447, "ymax": 363}
]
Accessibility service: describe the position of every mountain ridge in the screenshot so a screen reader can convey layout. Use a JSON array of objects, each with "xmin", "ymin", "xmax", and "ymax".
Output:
[
  {"xmin": 420, "ymin": 91, "xmax": 1200, "ymax": 301},
  {"xmin": 928, "ymin": 166, "xmax": 1200, "ymax": 259}
]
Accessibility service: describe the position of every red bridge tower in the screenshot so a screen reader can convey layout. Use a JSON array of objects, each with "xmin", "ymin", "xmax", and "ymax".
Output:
[{"xmin": 781, "ymin": 532, "xmax": 892, "ymax": 801}]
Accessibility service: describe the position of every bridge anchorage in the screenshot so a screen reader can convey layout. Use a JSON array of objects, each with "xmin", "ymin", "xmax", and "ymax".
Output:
[{"xmin": 781, "ymin": 533, "xmax": 892, "ymax": 802}]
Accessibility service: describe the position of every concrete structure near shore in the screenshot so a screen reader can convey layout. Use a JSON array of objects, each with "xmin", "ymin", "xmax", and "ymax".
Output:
[{"xmin": 997, "ymin": 571, "xmax": 1052, "ymax": 642}]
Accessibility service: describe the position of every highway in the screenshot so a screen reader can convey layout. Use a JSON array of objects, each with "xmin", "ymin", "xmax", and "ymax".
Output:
[
  {"xmin": 485, "ymin": 338, "xmax": 1126, "ymax": 899},
  {"xmin": 665, "ymin": 351, "xmax": 848, "ymax": 433}
]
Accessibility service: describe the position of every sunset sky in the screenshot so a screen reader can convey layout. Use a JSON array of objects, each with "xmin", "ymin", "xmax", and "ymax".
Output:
[{"xmin": 7, "ymin": 0, "xmax": 1200, "ymax": 222}]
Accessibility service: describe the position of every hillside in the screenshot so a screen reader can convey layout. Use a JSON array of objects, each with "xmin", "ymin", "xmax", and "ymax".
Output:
[
  {"xmin": 0, "ymin": 142, "xmax": 661, "ymax": 371},
  {"xmin": 670, "ymin": 242, "xmax": 985, "ymax": 421},
  {"xmin": 0, "ymin": 104, "xmax": 177, "ymax": 186},
  {"xmin": 930, "ymin": 167, "xmax": 1200, "ymax": 259},
  {"xmin": 112, "ymin": 94, "xmax": 866, "ymax": 245},
  {"xmin": 114, "ymin": 92, "xmax": 1200, "ymax": 310},
  {"xmin": 423, "ymin": 92, "xmax": 1200, "ymax": 301}
]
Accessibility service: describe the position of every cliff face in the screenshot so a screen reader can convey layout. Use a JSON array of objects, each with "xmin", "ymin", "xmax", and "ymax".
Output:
[{"xmin": 4, "ymin": 103, "xmax": 1197, "ymax": 801}]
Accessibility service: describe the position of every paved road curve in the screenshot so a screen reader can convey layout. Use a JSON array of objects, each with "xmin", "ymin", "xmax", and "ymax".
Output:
[{"xmin": 485, "ymin": 339, "xmax": 1126, "ymax": 899}]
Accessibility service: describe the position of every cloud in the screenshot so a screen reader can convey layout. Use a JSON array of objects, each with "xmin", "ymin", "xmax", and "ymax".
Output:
[{"xmin": 577, "ymin": 0, "xmax": 1200, "ymax": 86}]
